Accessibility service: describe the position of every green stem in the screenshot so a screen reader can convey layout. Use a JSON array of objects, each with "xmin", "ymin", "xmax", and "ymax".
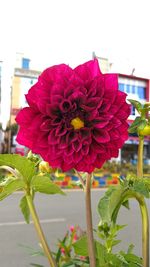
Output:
[
  {"xmin": 85, "ymin": 174, "xmax": 96, "ymax": 267},
  {"xmin": 113, "ymin": 191, "xmax": 149, "ymax": 267},
  {"xmin": 136, "ymin": 195, "xmax": 149, "ymax": 267},
  {"xmin": 26, "ymin": 194, "xmax": 57, "ymax": 267},
  {"xmin": 137, "ymin": 137, "xmax": 144, "ymax": 178}
]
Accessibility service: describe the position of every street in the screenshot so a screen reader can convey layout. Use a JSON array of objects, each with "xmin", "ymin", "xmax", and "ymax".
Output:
[{"xmin": 0, "ymin": 189, "xmax": 149, "ymax": 267}]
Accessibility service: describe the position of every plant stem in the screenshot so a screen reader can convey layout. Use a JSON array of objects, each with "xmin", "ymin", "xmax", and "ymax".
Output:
[
  {"xmin": 75, "ymin": 170, "xmax": 85, "ymax": 189},
  {"xmin": 85, "ymin": 173, "xmax": 96, "ymax": 267},
  {"xmin": 137, "ymin": 134, "xmax": 149, "ymax": 266},
  {"xmin": 137, "ymin": 137, "xmax": 144, "ymax": 178},
  {"xmin": 112, "ymin": 190, "xmax": 149, "ymax": 267},
  {"xmin": 136, "ymin": 195, "xmax": 149, "ymax": 267},
  {"xmin": 26, "ymin": 194, "xmax": 57, "ymax": 267}
]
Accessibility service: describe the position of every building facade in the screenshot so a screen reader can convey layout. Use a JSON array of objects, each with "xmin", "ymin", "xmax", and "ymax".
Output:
[{"xmin": 118, "ymin": 73, "xmax": 150, "ymax": 164}]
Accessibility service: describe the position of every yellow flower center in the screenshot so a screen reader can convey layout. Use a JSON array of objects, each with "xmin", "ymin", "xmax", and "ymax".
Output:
[{"xmin": 71, "ymin": 117, "xmax": 84, "ymax": 130}]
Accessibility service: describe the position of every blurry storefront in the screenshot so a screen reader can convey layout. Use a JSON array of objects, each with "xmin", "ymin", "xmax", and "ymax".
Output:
[{"xmin": 118, "ymin": 73, "xmax": 150, "ymax": 164}]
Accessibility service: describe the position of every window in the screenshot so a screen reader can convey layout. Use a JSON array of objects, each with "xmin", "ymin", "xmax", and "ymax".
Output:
[
  {"xmin": 131, "ymin": 106, "xmax": 135, "ymax": 115},
  {"xmin": 22, "ymin": 58, "xmax": 30, "ymax": 69},
  {"xmin": 119, "ymin": 82, "xmax": 146, "ymax": 100},
  {"xmin": 137, "ymin": 86, "xmax": 145, "ymax": 99},
  {"xmin": 119, "ymin": 83, "xmax": 124, "ymax": 92}
]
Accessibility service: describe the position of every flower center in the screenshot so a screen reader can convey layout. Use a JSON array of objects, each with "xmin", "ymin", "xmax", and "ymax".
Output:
[{"xmin": 71, "ymin": 117, "xmax": 84, "ymax": 130}]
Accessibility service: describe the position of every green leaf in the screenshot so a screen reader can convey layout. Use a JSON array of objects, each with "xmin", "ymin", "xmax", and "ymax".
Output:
[
  {"xmin": 124, "ymin": 253, "xmax": 142, "ymax": 265},
  {"xmin": 106, "ymin": 253, "xmax": 126, "ymax": 266},
  {"xmin": 61, "ymin": 263, "xmax": 75, "ymax": 267},
  {"xmin": 73, "ymin": 235, "xmax": 88, "ymax": 256},
  {"xmin": 127, "ymin": 244, "xmax": 135, "ymax": 254},
  {"xmin": 95, "ymin": 241, "xmax": 107, "ymax": 265},
  {"xmin": 19, "ymin": 244, "xmax": 44, "ymax": 257},
  {"xmin": 109, "ymin": 188, "xmax": 125, "ymax": 219},
  {"xmin": 0, "ymin": 154, "xmax": 35, "ymax": 182},
  {"xmin": 133, "ymin": 181, "xmax": 150, "ymax": 198},
  {"xmin": 143, "ymin": 178, "xmax": 150, "ymax": 191},
  {"xmin": 31, "ymin": 175, "xmax": 65, "ymax": 195},
  {"xmin": 20, "ymin": 196, "xmax": 30, "ymax": 223},
  {"xmin": 137, "ymin": 119, "xmax": 147, "ymax": 131},
  {"xmin": 111, "ymin": 239, "xmax": 121, "ymax": 247},
  {"xmin": 128, "ymin": 117, "xmax": 143, "ymax": 133},
  {"xmin": 122, "ymin": 199, "xmax": 130, "ymax": 209},
  {"xmin": 97, "ymin": 187, "xmax": 117, "ymax": 223},
  {"xmin": 97, "ymin": 186, "xmax": 125, "ymax": 224},
  {"xmin": 0, "ymin": 179, "xmax": 25, "ymax": 201},
  {"xmin": 128, "ymin": 99, "xmax": 142, "ymax": 112}
]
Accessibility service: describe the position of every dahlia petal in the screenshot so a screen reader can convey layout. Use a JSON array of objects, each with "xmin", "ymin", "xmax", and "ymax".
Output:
[
  {"xmin": 16, "ymin": 128, "xmax": 34, "ymax": 149},
  {"xmin": 61, "ymin": 161, "xmax": 75, "ymax": 172},
  {"xmin": 39, "ymin": 64, "xmax": 73, "ymax": 86},
  {"xmin": 40, "ymin": 119, "xmax": 52, "ymax": 131},
  {"xmin": 72, "ymin": 140, "xmax": 82, "ymax": 152},
  {"xmin": 64, "ymin": 144, "xmax": 74, "ymax": 156},
  {"xmin": 69, "ymin": 91, "xmax": 86, "ymax": 105},
  {"xmin": 72, "ymin": 151, "xmax": 83, "ymax": 163},
  {"xmin": 104, "ymin": 73, "xmax": 118, "ymax": 92},
  {"xmin": 110, "ymin": 149, "xmax": 119, "ymax": 158},
  {"xmin": 92, "ymin": 140, "xmax": 106, "ymax": 153},
  {"xmin": 46, "ymin": 104, "xmax": 60, "ymax": 117},
  {"xmin": 59, "ymin": 99, "xmax": 72, "ymax": 112},
  {"xmin": 79, "ymin": 128, "xmax": 91, "ymax": 141},
  {"xmin": 36, "ymin": 132, "xmax": 48, "ymax": 147},
  {"xmin": 51, "ymin": 94, "xmax": 63, "ymax": 103},
  {"xmin": 81, "ymin": 97, "xmax": 102, "ymax": 111},
  {"xmin": 109, "ymin": 129, "xmax": 120, "ymax": 140},
  {"xmin": 16, "ymin": 107, "xmax": 38, "ymax": 126},
  {"xmin": 28, "ymin": 114, "xmax": 45, "ymax": 131},
  {"xmin": 94, "ymin": 156, "xmax": 106, "ymax": 168},
  {"xmin": 51, "ymin": 117, "xmax": 62, "ymax": 126},
  {"xmin": 92, "ymin": 128, "xmax": 110, "ymax": 143},
  {"xmin": 99, "ymin": 99, "xmax": 112, "ymax": 113},
  {"xmin": 55, "ymin": 125, "xmax": 67, "ymax": 136},
  {"xmin": 38, "ymin": 98, "xmax": 50, "ymax": 114},
  {"xmin": 66, "ymin": 131, "xmax": 78, "ymax": 144},
  {"xmin": 81, "ymin": 142, "xmax": 89, "ymax": 155},
  {"xmin": 74, "ymin": 59, "xmax": 102, "ymax": 81},
  {"xmin": 63, "ymin": 155, "xmax": 73, "ymax": 164},
  {"xmin": 94, "ymin": 120, "xmax": 109, "ymax": 128},
  {"xmin": 110, "ymin": 117, "xmax": 122, "ymax": 128},
  {"xmin": 59, "ymin": 135, "xmax": 68, "ymax": 148},
  {"xmin": 25, "ymin": 84, "xmax": 39, "ymax": 110},
  {"xmin": 48, "ymin": 129, "xmax": 58, "ymax": 144}
]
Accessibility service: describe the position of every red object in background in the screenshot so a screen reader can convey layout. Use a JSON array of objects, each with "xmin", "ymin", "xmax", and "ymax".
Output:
[{"xmin": 15, "ymin": 147, "xmax": 25, "ymax": 156}]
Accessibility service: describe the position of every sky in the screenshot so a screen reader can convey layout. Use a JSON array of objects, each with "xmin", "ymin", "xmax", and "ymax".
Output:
[{"xmin": 0, "ymin": 0, "xmax": 150, "ymax": 77}]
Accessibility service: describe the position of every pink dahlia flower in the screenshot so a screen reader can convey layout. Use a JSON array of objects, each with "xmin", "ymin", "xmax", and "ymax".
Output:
[{"xmin": 16, "ymin": 59, "xmax": 130, "ymax": 173}]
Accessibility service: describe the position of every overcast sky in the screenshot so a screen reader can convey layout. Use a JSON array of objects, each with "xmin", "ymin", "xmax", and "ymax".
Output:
[{"xmin": 0, "ymin": 0, "xmax": 150, "ymax": 77}]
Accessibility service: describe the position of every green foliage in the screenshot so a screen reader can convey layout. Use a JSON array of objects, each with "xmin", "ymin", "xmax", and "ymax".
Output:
[
  {"xmin": 97, "ymin": 185, "xmax": 126, "ymax": 224},
  {"xmin": 73, "ymin": 235, "xmax": 88, "ymax": 257},
  {"xmin": 132, "ymin": 180, "xmax": 149, "ymax": 198},
  {"xmin": 0, "ymin": 179, "xmax": 25, "ymax": 201},
  {"xmin": 52, "ymin": 225, "xmax": 89, "ymax": 267},
  {"xmin": 127, "ymin": 99, "xmax": 142, "ymax": 113},
  {"xmin": 0, "ymin": 154, "xmax": 36, "ymax": 182},
  {"xmin": 31, "ymin": 175, "xmax": 65, "ymax": 195},
  {"xmin": 20, "ymin": 196, "xmax": 31, "ymax": 223},
  {"xmin": 72, "ymin": 233, "xmax": 142, "ymax": 267},
  {"xmin": 128, "ymin": 117, "xmax": 147, "ymax": 134}
]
